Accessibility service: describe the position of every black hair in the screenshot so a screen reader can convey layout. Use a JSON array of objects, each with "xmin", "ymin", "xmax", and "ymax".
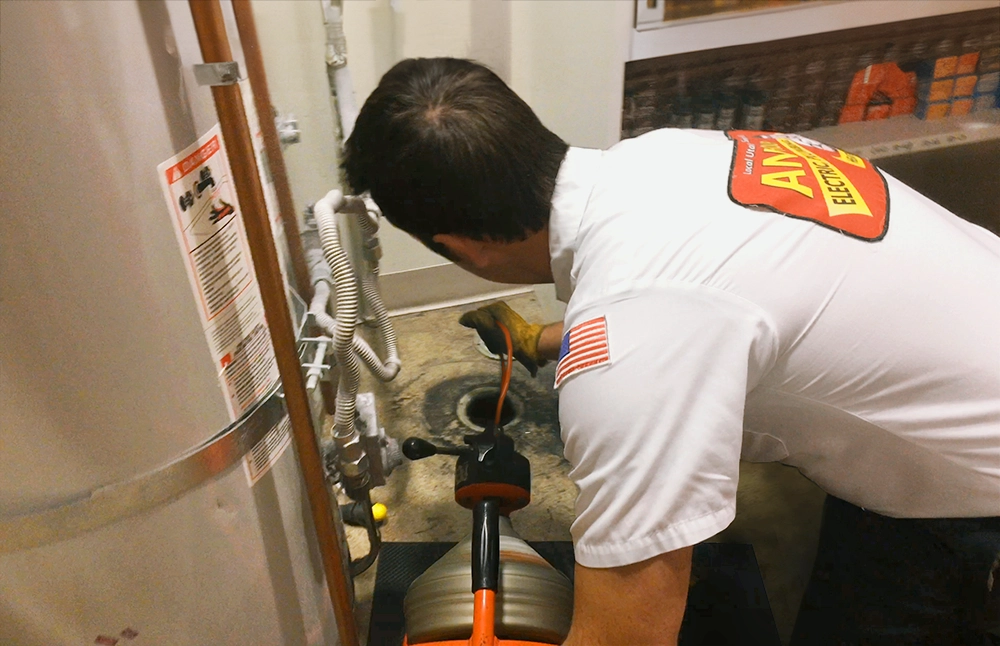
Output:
[{"xmin": 343, "ymin": 58, "xmax": 568, "ymax": 243}]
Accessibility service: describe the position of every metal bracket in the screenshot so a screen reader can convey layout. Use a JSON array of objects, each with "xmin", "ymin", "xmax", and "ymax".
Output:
[
  {"xmin": 1, "ymin": 290, "xmax": 318, "ymax": 554},
  {"xmin": 194, "ymin": 61, "xmax": 241, "ymax": 86},
  {"xmin": 0, "ymin": 384, "xmax": 286, "ymax": 553},
  {"xmin": 275, "ymin": 113, "xmax": 302, "ymax": 146}
]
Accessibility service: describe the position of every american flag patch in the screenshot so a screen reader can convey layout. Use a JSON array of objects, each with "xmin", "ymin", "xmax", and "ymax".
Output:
[{"xmin": 554, "ymin": 317, "xmax": 611, "ymax": 388}]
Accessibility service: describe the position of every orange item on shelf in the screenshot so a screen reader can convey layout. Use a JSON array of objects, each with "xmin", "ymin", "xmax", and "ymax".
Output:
[
  {"xmin": 889, "ymin": 97, "xmax": 917, "ymax": 117},
  {"xmin": 845, "ymin": 64, "xmax": 886, "ymax": 106},
  {"xmin": 922, "ymin": 79, "xmax": 955, "ymax": 103},
  {"xmin": 883, "ymin": 71, "xmax": 917, "ymax": 99},
  {"xmin": 865, "ymin": 93, "xmax": 892, "ymax": 121},
  {"xmin": 933, "ymin": 56, "xmax": 959, "ymax": 79},
  {"xmin": 840, "ymin": 63, "xmax": 917, "ymax": 124},
  {"xmin": 953, "ymin": 75, "xmax": 978, "ymax": 97},
  {"xmin": 838, "ymin": 104, "xmax": 867, "ymax": 124},
  {"xmin": 951, "ymin": 98, "xmax": 973, "ymax": 117},
  {"xmin": 923, "ymin": 102, "xmax": 951, "ymax": 120},
  {"xmin": 956, "ymin": 52, "xmax": 981, "ymax": 76},
  {"xmin": 865, "ymin": 105, "xmax": 890, "ymax": 121}
]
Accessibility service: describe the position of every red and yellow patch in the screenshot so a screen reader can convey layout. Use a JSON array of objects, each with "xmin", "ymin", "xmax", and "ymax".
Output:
[{"xmin": 726, "ymin": 130, "xmax": 889, "ymax": 241}]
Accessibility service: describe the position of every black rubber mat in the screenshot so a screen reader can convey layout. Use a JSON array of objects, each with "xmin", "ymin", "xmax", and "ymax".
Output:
[{"xmin": 369, "ymin": 542, "xmax": 780, "ymax": 646}]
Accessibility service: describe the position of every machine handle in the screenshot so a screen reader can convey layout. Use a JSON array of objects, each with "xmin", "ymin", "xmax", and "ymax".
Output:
[{"xmin": 401, "ymin": 437, "xmax": 465, "ymax": 460}]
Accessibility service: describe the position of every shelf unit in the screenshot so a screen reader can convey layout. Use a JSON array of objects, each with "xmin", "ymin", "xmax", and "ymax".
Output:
[
  {"xmin": 624, "ymin": 1, "xmax": 1000, "ymax": 157},
  {"xmin": 804, "ymin": 108, "xmax": 1000, "ymax": 159},
  {"xmin": 632, "ymin": 1, "xmax": 1000, "ymax": 61}
]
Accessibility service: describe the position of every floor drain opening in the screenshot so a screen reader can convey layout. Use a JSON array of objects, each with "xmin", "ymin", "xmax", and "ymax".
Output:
[{"xmin": 458, "ymin": 388, "xmax": 520, "ymax": 430}]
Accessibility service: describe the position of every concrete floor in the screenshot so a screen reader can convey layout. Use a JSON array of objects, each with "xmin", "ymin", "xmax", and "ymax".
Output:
[{"xmin": 346, "ymin": 292, "xmax": 827, "ymax": 645}]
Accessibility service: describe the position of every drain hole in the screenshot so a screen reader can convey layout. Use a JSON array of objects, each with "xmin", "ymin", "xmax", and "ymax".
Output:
[
  {"xmin": 467, "ymin": 391, "xmax": 516, "ymax": 427},
  {"xmin": 458, "ymin": 388, "xmax": 520, "ymax": 430}
]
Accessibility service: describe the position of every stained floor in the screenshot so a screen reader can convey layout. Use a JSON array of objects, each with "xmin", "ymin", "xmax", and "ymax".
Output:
[{"xmin": 347, "ymin": 292, "xmax": 826, "ymax": 645}]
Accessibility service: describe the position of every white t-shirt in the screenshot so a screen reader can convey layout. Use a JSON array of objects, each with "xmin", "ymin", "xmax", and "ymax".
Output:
[{"xmin": 550, "ymin": 129, "xmax": 1000, "ymax": 569}]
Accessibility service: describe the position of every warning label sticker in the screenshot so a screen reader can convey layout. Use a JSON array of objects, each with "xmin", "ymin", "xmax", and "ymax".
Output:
[
  {"xmin": 157, "ymin": 125, "xmax": 281, "ymax": 419},
  {"xmin": 726, "ymin": 130, "xmax": 889, "ymax": 241},
  {"xmin": 243, "ymin": 416, "xmax": 293, "ymax": 486}
]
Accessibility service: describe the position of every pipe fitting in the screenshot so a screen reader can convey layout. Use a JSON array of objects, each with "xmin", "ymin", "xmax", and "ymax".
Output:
[
  {"xmin": 322, "ymin": 0, "xmax": 349, "ymax": 69},
  {"xmin": 339, "ymin": 455, "xmax": 370, "ymax": 480}
]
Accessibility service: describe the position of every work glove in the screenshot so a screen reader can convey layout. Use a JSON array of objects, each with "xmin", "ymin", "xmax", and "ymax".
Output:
[{"xmin": 459, "ymin": 301, "xmax": 547, "ymax": 377}]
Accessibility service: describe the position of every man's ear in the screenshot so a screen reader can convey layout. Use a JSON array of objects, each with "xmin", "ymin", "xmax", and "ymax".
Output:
[{"xmin": 431, "ymin": 234, "xmax": 491, "ymax": 268}]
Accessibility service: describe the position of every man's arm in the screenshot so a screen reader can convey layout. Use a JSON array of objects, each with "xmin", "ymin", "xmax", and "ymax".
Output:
[
  {"xmin": 537, "ymin": 322, "xmax": 564, "ymax": 362},
  {"xmin": 556, "ymin": 288, "xmax": 772, "ymax": 645},
  {"xmin": 564, "ymin": 547, "xmax": 693, "ymax": 646},
  {"xmin": 459, "ymin": 302, "xmax": 563, "ymax": 375}
]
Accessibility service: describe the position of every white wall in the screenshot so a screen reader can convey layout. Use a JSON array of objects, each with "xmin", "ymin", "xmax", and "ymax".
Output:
[
  {"xmin": 252, "ymin": 0, "xmax": 632, "ymax": 277},
  {"xmin": 510, "ymin": 1, "xmax": 631, "ymax": 150},
  {"xmin": 247, "ymin": 1, "xmax": 342, "ymax": 220},
  {"xmin": 341, "ymin": 0, "xmax": 492, "ymax": 275}
]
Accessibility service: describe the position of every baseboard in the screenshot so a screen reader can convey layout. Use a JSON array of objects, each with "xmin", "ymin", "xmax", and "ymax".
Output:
[{"xmin": 380, "ymin": 263, "xmax": 533, "ymax": 316}]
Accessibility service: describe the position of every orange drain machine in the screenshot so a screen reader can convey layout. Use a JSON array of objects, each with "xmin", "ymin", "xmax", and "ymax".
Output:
[{"xmin": 399, "ymin": 325, "xmax": 573, "ymax": 646}]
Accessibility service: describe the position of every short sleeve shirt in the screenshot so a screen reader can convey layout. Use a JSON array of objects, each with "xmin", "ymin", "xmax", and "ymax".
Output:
[{"xmin": 550, "ymin": 130, "xmax": 1000, "ymax": 569}]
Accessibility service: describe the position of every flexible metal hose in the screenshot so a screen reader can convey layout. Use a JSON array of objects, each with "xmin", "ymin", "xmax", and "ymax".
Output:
[
  {"xmin": 353, "ymin": 330, "xmax": 399, "ymax": 382},
  {"xmin": 308, "ymin": 255, "xmax": 398, "ymax": 382},
  {"xmin": 342, "ymin": 197, "xmax": 400, "ymax": 380},
  {"xmin": 313, "ymin": 190, "xmax": 360, "ymax": 440},
  {"xmin": 310, "ymin": 285, "xmax": 398, "ymax": 382},
  {"xmin": 359, "ymin": 272, "xmax": 400, "ymax": 377}
]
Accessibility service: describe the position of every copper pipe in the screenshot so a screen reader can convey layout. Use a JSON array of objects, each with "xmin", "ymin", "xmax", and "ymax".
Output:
[
  {"xmin": 186, "ymin": 3, "xmax": 359, "ymax": 645},
  {"xmin": 229, "ymin": 0, "xmax": 314, "ymax": 304},
  {"xmin": 229, "ymin": 0, "xmax": 339, "ymax": 417}
]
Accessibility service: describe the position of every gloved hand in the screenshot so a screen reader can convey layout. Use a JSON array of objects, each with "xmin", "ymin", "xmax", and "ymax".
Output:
[{"xmin": 459, "ymin": 301, "xmax": 547, "ymax": 377}]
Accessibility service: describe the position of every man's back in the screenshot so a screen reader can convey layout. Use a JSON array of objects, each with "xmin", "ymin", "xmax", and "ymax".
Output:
[{"xmin": 554, "ymin": 128, "xmax": 999, "ymax": 527}]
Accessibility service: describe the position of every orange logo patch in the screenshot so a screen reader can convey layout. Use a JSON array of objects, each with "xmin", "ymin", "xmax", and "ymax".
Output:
[{"xmin": 727, "ymin": 130, "xmax": 889, "ymax": 241}]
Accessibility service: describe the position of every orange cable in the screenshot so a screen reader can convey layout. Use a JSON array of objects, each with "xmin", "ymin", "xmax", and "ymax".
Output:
[{"xmin": 494, "ymin": 322, "xmax": 513, "ymax": 427}]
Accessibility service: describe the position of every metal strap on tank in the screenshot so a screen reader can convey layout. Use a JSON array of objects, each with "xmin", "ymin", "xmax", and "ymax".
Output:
[{"xmin": 0, "ymin": 385, "xmax": 286, "ymax": 554}]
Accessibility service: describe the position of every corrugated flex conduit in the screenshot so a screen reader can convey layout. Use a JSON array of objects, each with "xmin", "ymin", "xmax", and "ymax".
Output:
[{"xmin": 311, "ymin": 190, "xmax": 400, "ymax": 447}]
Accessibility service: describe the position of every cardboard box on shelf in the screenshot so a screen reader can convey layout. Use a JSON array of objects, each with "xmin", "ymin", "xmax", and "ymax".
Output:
[
  {"xmin": 917, "ymin": 56, "xmax": 958, "ymax": 80},
  {"xmin": 956, "ymin": 52, "xmax": 981, "ymax": 76},
  {"xmin": 917, "ymin": 78, "xmax": 955, "ymax": 103},
  {"xmin": 915, "ymin": 101, "xmax": 951, "ymax": 120},
  {"xmin": 953, "ymin": 75, "xmax": 978, "ymax": 97},
  {"xmin": 950, "ymin": 97, "xmax": 973, "ymax": 117}
]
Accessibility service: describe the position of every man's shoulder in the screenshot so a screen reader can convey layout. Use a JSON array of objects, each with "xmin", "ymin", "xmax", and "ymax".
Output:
[
  {"xmin": 592, "ymin": 129, "xmax": 741, "ymax": 206},
  {"xmin": 609, "ymin": 127, "xmax": 730, "ymax": 147}
]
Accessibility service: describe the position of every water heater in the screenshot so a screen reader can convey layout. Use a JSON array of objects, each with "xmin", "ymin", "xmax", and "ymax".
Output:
[{"xmin": 0, "ymin": 2, "xmax": 341, "ymax": 643}]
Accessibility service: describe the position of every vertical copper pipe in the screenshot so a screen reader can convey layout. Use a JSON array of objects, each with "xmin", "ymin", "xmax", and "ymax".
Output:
[
  {"xmin": 229, "ymin": 0, "xmax": 313, "ymax": 303},
  {"xmin": 186, "ymin": 3, "xmax": 359, "ymax": 645},
  {"xmin": 229, "ymin": 0, "xmax": 340, "ymax": 416}
]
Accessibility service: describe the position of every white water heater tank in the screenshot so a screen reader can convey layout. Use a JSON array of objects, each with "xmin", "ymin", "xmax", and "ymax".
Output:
[{"xmin": 0, "ymin": 2, "xmax": 340, "ymax": 644}]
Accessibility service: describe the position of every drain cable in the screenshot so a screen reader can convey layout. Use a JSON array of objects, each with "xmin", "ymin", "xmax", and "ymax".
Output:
[{"xmin": 494, "ymin": 322, "xmax": 514, "ymax": 429}]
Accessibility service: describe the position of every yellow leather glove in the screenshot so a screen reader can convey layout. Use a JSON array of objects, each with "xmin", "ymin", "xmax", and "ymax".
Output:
[{"xmin": 459, "ymin": 301, "xmax": 547, "ymax": 377}]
